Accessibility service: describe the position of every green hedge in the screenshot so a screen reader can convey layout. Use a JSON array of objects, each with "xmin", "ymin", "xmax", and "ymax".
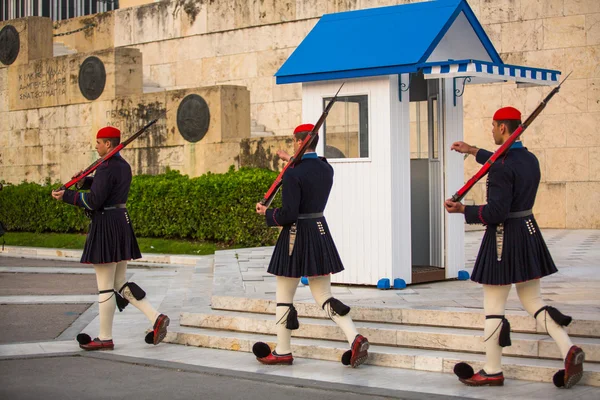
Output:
[{"xmin": 0, "ymin": 168, "xmax": 281, "ymax": 246}]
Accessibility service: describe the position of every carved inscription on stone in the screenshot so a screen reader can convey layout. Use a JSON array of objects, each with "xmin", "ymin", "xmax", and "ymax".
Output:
[
  {"xmin": 177, "ymin": 94, "xmax": 210, "ymax": 142},
  {"xmin": 0, "ymin": 25, "xmax": 20, "ymax": 65},
  {"xmin": 103, "ymin": 102, "xmax": 170, "ymax": 175},
  {"xmin": 78, "ymin": 56, "xmax": 106, "ymax": 100},
  {"xmin": 104, "ymin": 105, "xmax": 166, "ymax": 133},
  {"xmin": 17, "ymin": 61, "xmax": 67, "ymax": 101}
]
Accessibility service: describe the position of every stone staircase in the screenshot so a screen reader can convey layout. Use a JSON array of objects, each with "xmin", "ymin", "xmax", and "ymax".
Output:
[
  {"xmin": 143, "ymin": 78, "xmax": 166, "ymax": 93},
  {"xmin": 53, "ymin": 42, "xmax": 77, "ymax": 56},
  {"xmin": 251, "ymin": 119, "xmax": 275, "ymax": 137},
  {"xmin": 165, "ymin": 294, "xmax": 600, "ymax": 387}
]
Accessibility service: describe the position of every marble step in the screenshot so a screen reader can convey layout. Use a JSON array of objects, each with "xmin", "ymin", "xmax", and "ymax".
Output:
[
  {"xmin": 181, "ymin": 311, "xmax": 600, "ymax": 363},
  {"xmin": 211, "ymin": 295, "xmax": 600, "ymax": 338},
  {"xmin": 53, "ymin": 42, "xmax": 77, "ymax": 56},
  {"xmin": 165, "ymin": 326, "xmax": 600, "ymax": 387},
  {"xmin": 250, "ymin": 119, "xmax": 275, "ymax": 136}
]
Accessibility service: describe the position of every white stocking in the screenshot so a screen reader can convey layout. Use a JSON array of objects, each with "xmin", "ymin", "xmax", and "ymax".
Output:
[
  {"xmin": 482, "ymin": 284, "xmax": 511, "ymax": 374},
  {"xmin": 274, "ymin": 276, "xmax": 300, "ymax": 355},
  {"xmin": 114, "ymin": 261, "xmax": 159, "ymax": 323},
  {"xmin": 308, "ymin": 275, "xmax": 359, "ymax": 345},
  {"xmin": 516, "ymin": 279, "xmax": 573, "ymax": 359},
  {"xmin": 94, "ymin": 263, "xmax": 117, "ymax": 340}
]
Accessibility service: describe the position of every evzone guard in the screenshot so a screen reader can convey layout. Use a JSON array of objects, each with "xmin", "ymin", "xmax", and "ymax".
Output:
[
  {"xmin": 445, "ymin": 106, "xmax": 584, "ymax": 388},
  {"xmin": 52, "ymin": 126, "xmax": 170, "ymax": 350},
  {"xmin": 253, "ymin": 123, "xmax": 370, "ymax": 367}
]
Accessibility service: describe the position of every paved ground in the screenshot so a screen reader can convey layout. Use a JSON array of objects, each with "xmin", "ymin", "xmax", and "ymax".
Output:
[
  {"xmin": 0, "ymin": 229, "xmax": 599, "ymax": 399},
  {"xmin": 0, "ymin": 354, "xmax": 466, "ymax": 400},
  {"xmin": 0, "ymin": 272, "xmax": 97, "ymax": 295},
  {"xmin": 0, "ymin": 304, "xmax": 91, "ymax": 343}
]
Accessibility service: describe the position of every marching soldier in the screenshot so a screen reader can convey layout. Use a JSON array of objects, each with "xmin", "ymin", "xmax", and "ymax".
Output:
[
  {"xmin": 253, "ymin": 123, "xmax": 369, "ymax": 367},
  {"xmin": 51, "ymin": 126, "xmax": 169, "ymax": 351},
  {"xmin": 445, "ymin": 107, "xmax": 584, "ymax": 388}
]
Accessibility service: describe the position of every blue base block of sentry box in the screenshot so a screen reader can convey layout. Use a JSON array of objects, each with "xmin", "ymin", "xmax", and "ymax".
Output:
[
  {"xmin": 393, "ymin": 278, "xmax": 407, "ymax": 289},
  {"xmin": 301, "ymin": 276, "xmax": 309, "ymax": 285},
  {"xmin": 457, "ymin": 270, "xmax": 470, "ymax": 280},
  {"xmin": 377, "ymin": 278, "xmax": 391, "ymax": 290}
]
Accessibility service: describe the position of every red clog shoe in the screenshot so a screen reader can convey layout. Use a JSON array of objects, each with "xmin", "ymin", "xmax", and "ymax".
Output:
[
  {"xmin": 252, "ymin": 342, "xmax": 293, "ymax": 365},
  {"xmin": 79, "ymin": 337, "xmax": 114, "ymax": 351},
  {"xmin": 454, "ymin": 362, "xmax": 504, "ymax": 386},
  {"xmin": 257, "ymin": 352, "xmax": 294, "ymax": 365},
  {"xmin": 460, "ymin": 370, "xmax": 504, "ymax": 386},
  {"xmin": 564, "ymin": 345, "xmax": 585, "ymax": 389},
  {"xmin": 152, "ymin": 314, "xmax": 170, "ymax": 345},
  {"xmin": 341, "ymin": 334, "xmax": 369, "ymax": 368}
]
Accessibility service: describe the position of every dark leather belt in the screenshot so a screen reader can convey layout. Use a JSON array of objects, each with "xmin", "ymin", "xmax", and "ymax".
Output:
[
  {"xmin": 507, "ymin": 209, "xmax": 532, "ymax": 218},
  {"xmin": 102, "ymin": 204, "xmax": 127, "ymax": 211},
  {"xmin": 297, "ymin": 212, "xmax": 323, "ymax": 219}
]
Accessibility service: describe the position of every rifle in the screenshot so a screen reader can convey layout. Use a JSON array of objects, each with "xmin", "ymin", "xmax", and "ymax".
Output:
[
  {"xmin": 451, "ymin": 73, "xmax": 571, "ymax": 202},
  {"xmin": 58, "ymin": 109, "xmax": 167, "ymax": 191},
  {"xmin": 259, "ymin": 83, "xmax": 345, "ymax": 207}
]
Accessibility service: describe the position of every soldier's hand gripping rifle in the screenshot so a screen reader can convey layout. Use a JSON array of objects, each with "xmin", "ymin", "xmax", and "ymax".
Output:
[
  {"xmin": 451, "ymin": 73, "xmax": 571, "ymax": 202},
  {"xmin": 259, "ymin": 83, "xmax": 345, "ymax": 208},
  {"xmin": 57, "ymin": 109, "xmax": 167, "ymax": 191}
]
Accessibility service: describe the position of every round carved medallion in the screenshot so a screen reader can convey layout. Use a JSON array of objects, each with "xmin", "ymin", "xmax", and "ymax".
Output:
[
  {"xmin": 177, "ymin": 94, "xmax": 210, "ymax": 143},
  {"xmin": 78, "ymin": 56, "xmax": 106, "ymax": 100},
  {"xmin": 0, "ymin": 25, "xmax": 20, "ymax": 65}
]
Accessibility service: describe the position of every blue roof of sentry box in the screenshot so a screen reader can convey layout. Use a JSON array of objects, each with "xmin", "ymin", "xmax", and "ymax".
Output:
[{"xmin": 275, "ymin": 0, "xmax": 502, "ymax": 84}]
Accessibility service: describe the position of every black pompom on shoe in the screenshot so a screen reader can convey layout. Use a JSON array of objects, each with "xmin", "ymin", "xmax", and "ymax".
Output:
[
  {"xmin": 341, "ymin": 350, "xmax": 352, "ymax": 366},
  {"xmin": 454, "ymin": 362, "xmax": 475, "ymax": 379},
  {"xmin": 145, "ymin": 331, "xmax": 154, "ymax": 344},
  {"xmin": 252, "ymin": 342, "xmax": 272, "ymax": 358},
  {"xmin": 553, "ymin": 369, "xmax": 566, "ymax": 388},
  {"xmin": 77, "ymin": 333, "xmax": 92, "ymax": 345}
]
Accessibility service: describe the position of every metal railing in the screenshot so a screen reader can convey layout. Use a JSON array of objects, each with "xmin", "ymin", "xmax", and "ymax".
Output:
[{"xmin": 1, "ymin": 0, "xmax": 118, "ymax": 22}]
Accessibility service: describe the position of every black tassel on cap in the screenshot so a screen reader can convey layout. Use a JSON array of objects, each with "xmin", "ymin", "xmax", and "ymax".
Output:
[{"xmin": 499, "ymin": 317, "xmax": 512, "ymax": 347}]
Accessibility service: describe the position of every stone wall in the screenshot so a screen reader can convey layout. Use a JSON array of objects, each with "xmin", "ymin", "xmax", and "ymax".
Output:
[
  {"xmin": 0, "ymin": 17, "xmax": 253, "ymax": 184},
  {"xmin": 461, "ymin": 0, "xmax": 600, "ymax": 229},
  {"xmin": 2, "ymin": 0, "xmax": 599, "ymax": 228},
  {"xmin": 97, "ymin": 0, "xmax": 599, "ymax": 228}
]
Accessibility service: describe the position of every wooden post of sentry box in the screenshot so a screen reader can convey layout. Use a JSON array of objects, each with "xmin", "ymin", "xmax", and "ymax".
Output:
[{"xmin": 0, "ymin": 17, "xmax": 53, "ymax": 68}]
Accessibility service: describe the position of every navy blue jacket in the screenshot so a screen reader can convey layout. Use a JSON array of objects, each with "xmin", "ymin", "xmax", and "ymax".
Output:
[
  {"xmin": 464, "ymin": 144, "xmax": 540, "ymax": 225},
  {"xmin": 62, "ymin": 155, "xmax": 132, "ymax": 210},
  {"xmin": 265, "ymin": 153, "xmax": 333, "ymax": 227}
]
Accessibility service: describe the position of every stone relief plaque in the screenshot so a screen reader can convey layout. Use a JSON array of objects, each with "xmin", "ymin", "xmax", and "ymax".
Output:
[
  {"xmin": 177, "ymin": 94, "xmax": 210, "ymax": 142},
  {"xmin": 0, "ymin": 25, "xmax": 20, "ymax": 65},
  {"xmin": 78, "ymin": 56, "xmax": 106, "ymax": 100}
]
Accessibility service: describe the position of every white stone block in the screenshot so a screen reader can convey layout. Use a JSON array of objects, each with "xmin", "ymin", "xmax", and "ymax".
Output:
[
  {"xmin": 479, "ymin": 0, "xmax": 521, "ymax": 24},
  {"xmin": 502, "ymin": 19, "xmax": 543, "ymax": 52},
  {"xmin": 543, "ymin": 15, "xmax": 586, "ymax": 50}
]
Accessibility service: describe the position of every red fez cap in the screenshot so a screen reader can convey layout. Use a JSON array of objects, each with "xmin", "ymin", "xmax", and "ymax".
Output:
[
  {"xmin": 97, "ymin": 126, "xmax": 121, "ymax": 139},
  {"xmin": 493, "ymin": 107, "xmax": 521, "ymax": 121},
  {"xmin": 293, "ymin": 123, "xmax": 314, "ymax": 135}
]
